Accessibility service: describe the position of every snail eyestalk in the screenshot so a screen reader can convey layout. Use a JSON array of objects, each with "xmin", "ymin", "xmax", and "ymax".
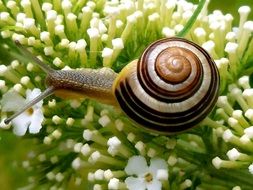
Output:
[
  {"xmin": 4, "ymin": 86, "xmax": 55, "ymax": 124},
  {"xmin": 4, "ymin": 41, "xmax": 57, "ymax": 124},
  {"xmin": 14, "ymin": 40, "xmax": 54, "ymax": 74}
]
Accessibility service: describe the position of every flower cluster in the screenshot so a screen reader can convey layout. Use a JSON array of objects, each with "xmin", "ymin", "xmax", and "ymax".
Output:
[
  {"xmin": 0, "ymin": 0, "xmax": 253, "ymax": 189},
  {"xmin": 212, "ymin": 76, "xmax": 253, "ymax": 171}
]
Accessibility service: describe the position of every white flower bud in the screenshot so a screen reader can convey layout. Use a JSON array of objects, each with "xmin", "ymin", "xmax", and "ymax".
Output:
[{"xmin": 108, "ymin": 178, "xmax": 120, "ymax": 190}]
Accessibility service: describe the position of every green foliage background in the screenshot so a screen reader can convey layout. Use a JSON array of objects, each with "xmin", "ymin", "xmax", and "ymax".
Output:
[{"xmin": 0, "ymin": 0, "xmax": 252, "ymax": 189}]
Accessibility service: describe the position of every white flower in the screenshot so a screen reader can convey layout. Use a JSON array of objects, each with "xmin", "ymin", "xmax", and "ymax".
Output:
[
  {"xmin": 248, "ymin": 163, "xmax": 253, "ymax": 174},
  {"xmin": 124, "ymin": 156, "xmax": 168, "ymax": 190},
  {"xmin": 1, "ymin": 88, "xmax": 44, "ymax": 136}
]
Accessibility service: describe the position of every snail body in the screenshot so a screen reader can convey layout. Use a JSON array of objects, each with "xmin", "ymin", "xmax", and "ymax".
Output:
[
  {"xmin": 6, "ymin": 37, "xmax": 220, "ymax": 134},
  {"xmin": 45, "ymin": 68, "xmax": 118, "ymax": 105}
]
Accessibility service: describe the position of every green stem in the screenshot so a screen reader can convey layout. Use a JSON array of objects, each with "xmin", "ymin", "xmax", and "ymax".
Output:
[
  {"xmin": 176, "ymin": 0, "xmax": 206, "ymax": 37},
  {"xmin": 205, "ymin": 167, "xmax": 253, "ymax": 190},
  {"xmin": 243, "ymin": 65, "xmax": 253, "ymax": 76},
  {"xmin": 176, "ymin": 133, "xmax": 253, "ymax": 189}
]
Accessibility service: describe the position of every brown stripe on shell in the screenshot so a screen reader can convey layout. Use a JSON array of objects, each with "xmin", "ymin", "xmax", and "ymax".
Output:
[
  {"xmin": 114, "ymin": 37, "xmax": 220, "ymax": 134},
  {"xmin": 137, "ymin": 38, "xmax": 208, "ymax": 102},
  {"xmin": 114, "ymin": 66, "xmax": 219, "ymax": 133}
]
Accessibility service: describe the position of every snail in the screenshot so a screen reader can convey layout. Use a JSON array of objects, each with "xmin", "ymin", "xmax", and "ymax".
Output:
[{"xmin": 4, "ymin": 37, "xmax": 220, "ymax": 134}]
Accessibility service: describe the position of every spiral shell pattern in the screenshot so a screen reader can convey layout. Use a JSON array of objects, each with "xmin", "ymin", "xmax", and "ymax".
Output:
[{"xmin": 114, "ymin": 37, "xmax": 220, "ymax": 134}]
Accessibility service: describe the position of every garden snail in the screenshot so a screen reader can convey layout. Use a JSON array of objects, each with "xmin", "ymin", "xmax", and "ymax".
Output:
[{"xmin": 5, "ymin": 37, "xmax": 220, "ymax": 134}]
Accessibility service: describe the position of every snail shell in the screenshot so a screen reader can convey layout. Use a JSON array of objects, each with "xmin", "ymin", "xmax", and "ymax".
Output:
[{"xmin": 113, "ymin": 37, "xmax": 220, "ymax": 134}]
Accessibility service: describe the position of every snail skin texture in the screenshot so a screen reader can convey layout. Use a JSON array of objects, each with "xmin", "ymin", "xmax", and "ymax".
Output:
[{"xmin": 5, "ymin": 37, "xmax": 220, "ymax": 134}]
